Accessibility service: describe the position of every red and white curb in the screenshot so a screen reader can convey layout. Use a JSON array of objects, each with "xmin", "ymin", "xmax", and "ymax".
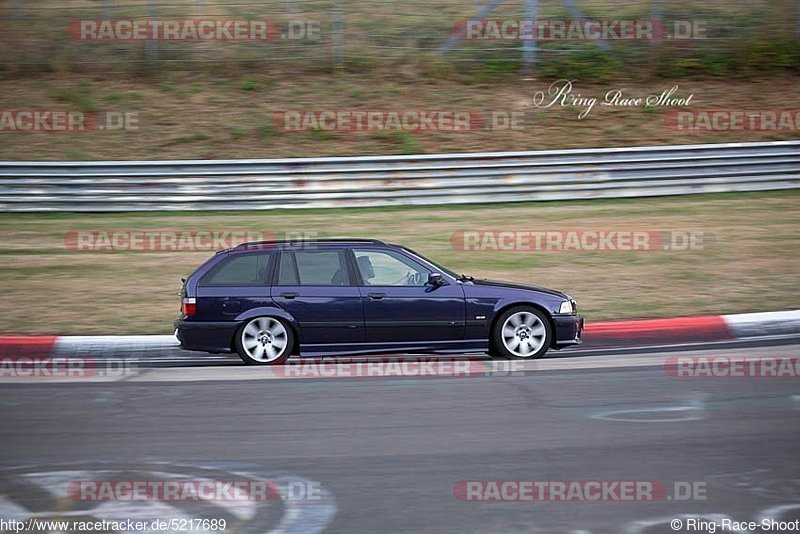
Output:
[
  {"xmin": 587, "ymin": 310, "xmax": 800, "ymax": 347},
  {"xmin": 0, "ymin": 309, "xmax": 799, "ymax": 359}
]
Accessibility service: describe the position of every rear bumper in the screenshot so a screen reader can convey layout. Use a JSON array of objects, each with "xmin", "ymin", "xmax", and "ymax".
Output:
[
  {"xmin": 553, "ymin": 314, "xmax": 584, "ymax": 349},
  {"xmin": 174, "ymin": 318, "xmax": 238, "ymax": 353}
]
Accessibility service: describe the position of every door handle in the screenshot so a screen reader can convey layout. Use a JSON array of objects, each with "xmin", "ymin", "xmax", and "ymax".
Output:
[
  {"xmin": 368, "ymin": 292, "xmax": 385, "ymax": 300},
  {"xmin": 280, "ymin": 292, "xmax": 298, "ymax": 299}
]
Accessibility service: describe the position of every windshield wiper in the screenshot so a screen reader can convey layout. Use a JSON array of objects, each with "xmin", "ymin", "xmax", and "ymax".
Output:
[{"xmin": 458, "ymin": 274, "xmax": 474, "ymax": 282}]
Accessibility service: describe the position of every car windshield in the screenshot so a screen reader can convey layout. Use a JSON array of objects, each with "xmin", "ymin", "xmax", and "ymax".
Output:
[{"xmin": 401, "ymin": 247, "xmax": 461, "ymax": 280}]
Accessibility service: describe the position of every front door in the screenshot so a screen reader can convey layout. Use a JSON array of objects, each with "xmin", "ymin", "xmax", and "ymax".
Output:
[{"xmin": 351, "ymin": 248, "xmax": 466, "ymax": 343}]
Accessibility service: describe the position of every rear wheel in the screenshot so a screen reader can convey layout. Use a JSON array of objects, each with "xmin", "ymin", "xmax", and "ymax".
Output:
[
  {"xmin": 235, "ymin": 316, "xmax": 293, "ymax": 365},
  {"xmin": 491, "ymin": 306, "xmax": 552, "ymax": 359}
]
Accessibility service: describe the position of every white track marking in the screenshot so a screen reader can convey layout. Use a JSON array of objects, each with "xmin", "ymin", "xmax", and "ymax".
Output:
[{"xmin": 723, "ymin": 310, "xmax": 800, "ymax": 338}]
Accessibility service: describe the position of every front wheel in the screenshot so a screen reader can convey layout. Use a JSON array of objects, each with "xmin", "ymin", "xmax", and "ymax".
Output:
[
  {"xmin": 235, "ymin": 316, "xmax": 294, "ymax": 365},
  {"xmin": 491, "ymin": 306, "xmax": 552, "ymax": 359}
]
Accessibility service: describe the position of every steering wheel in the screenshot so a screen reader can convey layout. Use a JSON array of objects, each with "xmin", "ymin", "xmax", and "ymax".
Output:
[{"xmin": 391, "ymin": 271, "xmax": 421, "ymax": 286}]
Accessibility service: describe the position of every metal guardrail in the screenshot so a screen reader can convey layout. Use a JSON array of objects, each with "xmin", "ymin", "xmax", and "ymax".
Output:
[{"xmin": 1, "ymin": 141, "xmax": 798, "ymax": 211}]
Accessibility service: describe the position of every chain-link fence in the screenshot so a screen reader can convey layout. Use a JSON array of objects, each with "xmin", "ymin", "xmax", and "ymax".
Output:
[{"xmin": 1, "ymin": 0, "xmax": 798, "ymax": 75}]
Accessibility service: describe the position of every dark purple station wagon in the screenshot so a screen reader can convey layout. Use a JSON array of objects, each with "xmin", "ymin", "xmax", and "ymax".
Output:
[{"xmin": 175, "ymin": 239, "xmax": 583, "ymax": 365}]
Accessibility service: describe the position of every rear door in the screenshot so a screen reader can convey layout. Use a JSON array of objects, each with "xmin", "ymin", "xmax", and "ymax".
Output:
[
  {"xmin": 194, "ymin": 251, "xmax": 274, "ymax": 320},
  {"xmin": 270, "ymin": 247, "xmax": 364, "ymax": 346}
]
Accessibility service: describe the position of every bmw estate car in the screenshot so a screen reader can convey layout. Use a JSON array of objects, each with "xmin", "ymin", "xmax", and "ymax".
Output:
[{"xmin": 175, "ymin": 239, "xmax": 583, "ymax": 365}]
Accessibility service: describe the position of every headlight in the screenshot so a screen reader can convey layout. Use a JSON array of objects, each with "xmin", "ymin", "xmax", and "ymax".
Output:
[{"xmin": 559, "ymin": 300, "xmax": 575, "ymax": 314}]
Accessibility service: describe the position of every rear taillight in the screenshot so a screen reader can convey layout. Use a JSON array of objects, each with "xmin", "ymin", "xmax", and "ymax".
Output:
[{"xmin": 182, "ymin": 297, "xmax": 197, "ymax": 316}]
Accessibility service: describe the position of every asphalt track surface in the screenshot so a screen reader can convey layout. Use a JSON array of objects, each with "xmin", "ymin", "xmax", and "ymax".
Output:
[{"xmin": 1, "ymin": 341, "xmax": 799, "ymax": 534}]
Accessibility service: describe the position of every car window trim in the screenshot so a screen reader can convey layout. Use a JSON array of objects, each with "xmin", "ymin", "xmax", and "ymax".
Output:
[
  {"xmin": 344, "ymin": 248, "xmax": 363, "ymax": 286},
  {"xmin": 275, "ymin": 250, "xmax": 300, "ymax": 286}
]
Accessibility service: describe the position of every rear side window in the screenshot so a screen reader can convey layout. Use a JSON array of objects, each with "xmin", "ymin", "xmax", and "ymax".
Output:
[
  {"xmin": 200, "ymin": 253, "xmax": 272, "ymax": 286},
  {"xmin": 277, "ymin": 250, "xmax": 350, "ymax": 286}
]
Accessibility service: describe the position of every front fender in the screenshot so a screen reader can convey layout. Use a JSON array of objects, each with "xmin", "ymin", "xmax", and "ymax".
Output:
[{"xmin": 492, "ymin": 294, "xmax": 563, "ymax": 316}]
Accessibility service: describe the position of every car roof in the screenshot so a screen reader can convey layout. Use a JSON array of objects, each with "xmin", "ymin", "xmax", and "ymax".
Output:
[{"xmin": 223, "ymin": 238, "xmax": 392, "ymax": 254}]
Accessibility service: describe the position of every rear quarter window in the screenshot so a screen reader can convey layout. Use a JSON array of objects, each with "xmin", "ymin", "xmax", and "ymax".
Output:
[{"xmin": 199, "ymin": 252, "xmax": 273, "ymax": 286}]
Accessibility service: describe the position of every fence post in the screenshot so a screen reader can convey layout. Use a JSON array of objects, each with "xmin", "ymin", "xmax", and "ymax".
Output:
[
  {"xmin": 797, "ymin": 0, "xmax": 800, "ymax": 40},
  {"xmin": 332, "ymin": 0, "xmax": 344, "ymax": 68},
  {"xmin": 522, "ymin": 0, "xmax": 538, "ymax": 73},
  {"xmin": 651, "ymin": 0, "xmax": 663, "ymax": 46},
  {"xmin": 146, "ymin": 0, "xmax": 158, "ymax": 63},
  {"xmin": 561, "ymin": 0, "xmax": 613, "ymax": 54},
  {"xmin": 440, "ymin": 0, "xmax": 504, "ymax": 53}
]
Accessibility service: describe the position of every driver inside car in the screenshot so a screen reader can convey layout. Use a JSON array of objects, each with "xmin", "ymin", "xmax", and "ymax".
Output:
[{"xmin": 357, "ymin": 255, "xmax": 375, "ymax": 283}]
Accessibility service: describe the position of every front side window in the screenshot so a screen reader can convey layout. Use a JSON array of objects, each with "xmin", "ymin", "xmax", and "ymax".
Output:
[
  {"xmin": 200, "ymin": 253, "xmax": 272, "ymax": 286},
  {"xmin": 353, "ymin": 249, "xmax": 430, "ymax": 286},
  {"xmin": 278, "ymin": 250, "xmax": 351, "ymax": 286}
]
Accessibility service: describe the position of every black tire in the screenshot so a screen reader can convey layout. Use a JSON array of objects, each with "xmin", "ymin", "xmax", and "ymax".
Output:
[
  {"xmin": 234, "ymin": 316, "xmax": 294, "ymax": 365},
  {"xmin": 490, "ymin": 306, "xmax": 552, "ymax": 360}
]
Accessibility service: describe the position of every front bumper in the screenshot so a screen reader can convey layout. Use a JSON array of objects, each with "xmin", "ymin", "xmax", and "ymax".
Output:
[
  {"xmin": 174, "ymin": 318, "xmax": 238, "ymax": 353},
  {"xmin": 553, "ymin": 314, "xmax": 583, "ymax": 349}
]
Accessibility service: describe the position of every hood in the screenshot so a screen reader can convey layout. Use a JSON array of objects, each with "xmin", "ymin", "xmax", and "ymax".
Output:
[{"xmin": 470, "ymin": 278, "xmax": 569, "ymax": 299}]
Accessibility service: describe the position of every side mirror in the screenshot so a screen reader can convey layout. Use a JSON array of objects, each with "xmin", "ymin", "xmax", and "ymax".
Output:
[{"xmin": 427, "ymin": 272, "xmax": 444, "ymax": 286}]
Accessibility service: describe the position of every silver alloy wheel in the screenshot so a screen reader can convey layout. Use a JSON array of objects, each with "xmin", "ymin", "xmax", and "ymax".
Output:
[
  {"xmin": 501, "ymin": 311, "xmax": 546, "ymax": 358},
  {"xmin": 241, "ymin": 317, "xmax": 289, "ymax": 363}
]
